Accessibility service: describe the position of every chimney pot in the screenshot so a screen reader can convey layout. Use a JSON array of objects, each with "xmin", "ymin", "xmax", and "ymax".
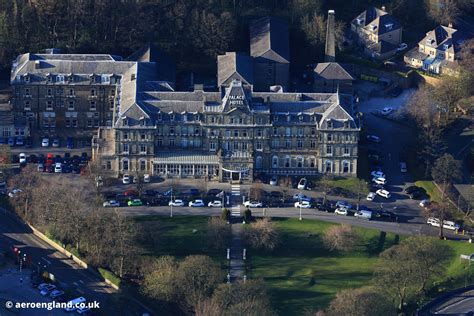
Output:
[{"xmin": 381, "ymin": 6, "xmax": 386, "ymax": 11}]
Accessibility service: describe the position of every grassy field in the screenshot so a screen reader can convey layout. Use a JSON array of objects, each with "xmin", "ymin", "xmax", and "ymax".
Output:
[
  {"xmin": 248, "ymin": 218, "xmax": 474, "ymax": 315},
  {"xmin": 322, "ymin": 176, "xmax": 370, "ymax": 195},
  {"xmin": 415, "ymin": 180, "xmax": 443, "ymax": 203}
]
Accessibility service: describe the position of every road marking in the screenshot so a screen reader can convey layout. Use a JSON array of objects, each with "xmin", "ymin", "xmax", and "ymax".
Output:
[
  {"xmin": 231, "ymin": 185, "xmax": 240, "ymax": 196},
  {"xmin": 78, "ymin": 280, "xmax": 84, "ymax": 284},
  {"xmin": 231, "ymin": 206, "xmax": 240, "ymax": 216},
  {"xmin": 41, "ymin": 257, "xmax": 51, "ymax": 265},
  {"xmin": 73, "ymin": 282, "xmax": 78, "ymax": 286}
]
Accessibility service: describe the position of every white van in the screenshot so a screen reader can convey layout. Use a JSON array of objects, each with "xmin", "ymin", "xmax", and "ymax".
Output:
[
  {"xmin": 426, "ymin": 218, "xmax": 460, "ymax": 231},
  {"xmin": 355, "ymin": 210, "xmax": 372, "ymax": 220},
  {"xmin": 64, "ymin": 297, "xmax": 86, "ymax": 312}
]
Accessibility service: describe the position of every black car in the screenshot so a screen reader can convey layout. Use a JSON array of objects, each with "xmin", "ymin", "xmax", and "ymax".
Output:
[
  {"xmin": 269, "ymin": 191, "xmax": 283, "ymax": 199},
  {"xmin": 80, "ymin": 152, "xmax": 89, "ymax": 162},
  {"xmin": 404, "ymin": 186, "xmax": 420, "ymax": 194},
  {"xmin": 373, "ymin": 210, "xmax": 397, "ymax": 221},
  {"xmin": 189, "ymin": 188, "xmax": 200, "ymax": 196},
  {"xmin": 29, "ymin": 154, "xmax": 38, "ymax": 163}
]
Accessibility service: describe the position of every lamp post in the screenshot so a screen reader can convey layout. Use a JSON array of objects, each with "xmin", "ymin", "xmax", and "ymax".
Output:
[{"xmin": 170, "ymin": 187, "xmax": 173, "ymax": 218}]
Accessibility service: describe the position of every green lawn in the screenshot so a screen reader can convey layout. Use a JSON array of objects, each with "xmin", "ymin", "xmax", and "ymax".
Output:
[
  {"xmin": 322, "ymin": 177, "xmax": 370, "ymax": 195},
  {"xmin": 249, "ymin": 218, "xmax": 474, "ymax": 315},
  {"xmin": 415, "ymin": 180, "xmax": 443, "ymax": 203}
]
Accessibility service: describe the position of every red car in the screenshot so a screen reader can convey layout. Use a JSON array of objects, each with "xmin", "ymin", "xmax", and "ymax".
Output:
[{"xmin": 124, "ymin": 189, "xmax": 139, "ymax": 197}]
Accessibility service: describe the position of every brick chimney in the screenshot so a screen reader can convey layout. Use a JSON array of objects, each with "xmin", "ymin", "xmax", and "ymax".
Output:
[{"xmin": 325, "ymin": 10, "xmax": 336, "ymax": 63}]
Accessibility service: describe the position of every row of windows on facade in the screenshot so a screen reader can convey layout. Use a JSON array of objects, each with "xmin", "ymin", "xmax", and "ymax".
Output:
[
  {"xmin": 24, "ymin": 100, "xmax": 114, "ymax": 111},
  {"xmin": 119, "ymin": 138, "xmax": 353, "ymax": 155},
  {"xmin": 2, "ymin": 128, "xmax": 26, "ymax": 137},
  {"xmin": 42, "ymin": 119, "xmax": 101, "ymax": 128},
  {"xmin": 118, "ymin": 158, "xmax": 353, "ymax": 173},
  {"xmin": 18, "ymin": 74, "xmax": 116, "ymax": 85},
  {"xmin": 21, "ymin": 87, "xmax": 115, "ymax": 98},
  {"xmin": 122, "ymin": 113, "xmax": 350, "ymax": 127}
]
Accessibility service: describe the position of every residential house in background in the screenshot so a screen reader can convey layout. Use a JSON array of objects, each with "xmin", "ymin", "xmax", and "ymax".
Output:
[
  {"xmin": 404, "ymin": 24, "xmax": 462, "ymax": 75},
  {"xmin": 351, "ymin": 6, "xmax": 402, "ymax": 60}
]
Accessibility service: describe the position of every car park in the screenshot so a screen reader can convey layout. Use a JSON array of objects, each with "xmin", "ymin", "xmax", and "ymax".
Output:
[
  {"xmin": 189, "ymin": 199, "xmax": 205, "ymax": 207},
  {"xmin": 335, "ymin": 207, "xmax": 352, "ymax": 216},
  {"xmin": 293, "ymin": 192, "xmax": 310, "ymax": 201},
  {"xmin": 128, "ymin": 199, "xmax": 143, "ymax": 206},
  {"xmin": 103, "ymin": 200, "xmax": 120, "ymax": 207},
  {"xmin": 335, "ymin": 200, "xmax": 352, "ymax": 209},
  {"xmin": 207, "ymin": 189, "xmax": 222, "ymax": 196},
  {"xmin": 37, "ymin": 163, "xmax": 44, "ymax": 172},
  {"xmin": 38, "ymin": 283, "xmax": 52, "ymax": 291},
  {"xmin": 124, "ymin": 189, "xmax": 139, "ymax": 197},
  {"xmin": 169, "ymin": 199, "xmax": 184, "ymax": 207},
  {"xmin": 294, "ymin": 200, "xmax": 312, "ymax": 208},
  {"xmin": 19, "ymin": 153, "xmax": 27, "ymax": 164},
  {"xmin": 372, "ymin": 177, "xmax": 387, "ymax": 185},
  {"xmin": 16, "ymin": 137, "xmax": 24, "ymax": 146},
  {"xmin": 366, "ymin": 135, "xmax": 381, "ymax": 143},
  {"xmin": 270, "ymin": 176, "xmax": 278, "ymax": 186},
  {"xmin": 376, "ymin": 189, "xmax": 391, "ymax": 199},
  {"xmin": 404, "ymin": 186, "xmax": 420, "ymax": 194},
  {"xmin": 400, "ymin": 162, "xmax": 407, "ymax": 173},
  {"xmin": 122, "ymin": 174, "xmax": 131, "ymax": 184},
  {"xmin": 39, "ymin": 284, "xmax": 56, "ymax": 296},
  {"xmin": 355, "ymin": 210, "xmax": 372, "ymax": 220},
  {"xmin": 7, "ymin": 137, "xmax": 14, "ymax": 146},
  {"xmin": 426, "ymin": 218, "xmax": 460, "ymax": 231},
  {"xmin": 243, "ymin": 201, "xmax": 263, "ymax": 208},
  {"xmin": 397, "ymin": 43, "xmax": 408, "ymax": 51},
  {"xmin": 297, "ymin": 178, "xmax": 307, "ymax": 190},
  {"xmin": 54, "ymin": 163, "xmax": 62, "ymax": 173},
  {"xmin": 189, "ymin": 188, "xmax": 200, "ymax": 196},
  {"xmin": 373, "ymin": 210, "xmax": 397, "ymax": 221},
  {"xmin": 41, "ymin": 138, "xmax": 49, "ymax": 147},
  {"xmin": 208, "ymin": 200, "xmax": 222, "ymax": 207},
  {"xmin": 366, "ymin": 192, "xmax": 376, "ymax": 201},
  {"xmin": 49, "ymin": 290, "xmax": 64, "ymax": 299},
  {"xmin": 24, "ymin": 138, "xmax": 32, "ymax": 147},
  {"xmin": 52, "ymin": 138, "xmax": 60, "ymax": 147}
]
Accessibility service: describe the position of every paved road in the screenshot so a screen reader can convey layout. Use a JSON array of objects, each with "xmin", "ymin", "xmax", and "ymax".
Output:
[{"xmin": 0, "ymin": 210, "xmax": 120, "ymax": 315}]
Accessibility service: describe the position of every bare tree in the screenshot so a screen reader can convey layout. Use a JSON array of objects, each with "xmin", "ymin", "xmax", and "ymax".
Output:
[
  {"xmin": 326, "ymin": 287, "xmax": 396, "ymax": 316},
  {"xmin": 249, "ymin": 181, "xmax": 263, "ymax": 201},
  {"xmin": 8, "ymin": 165, "xmax": 40, "ymax": 221},
  {"xmin": 425, "ymin": 0, "xmax": 461, "ymax": 25},
  {"xmin": 109, "ymin": 209, "xmax": 137, "ymax": 278},
  {"xmin": 323, "ymin": 224, "xmax": 359, "ymax": 252},
  {"xmin": 279, "ymin": 176, "xmax": 293, "ymax": 202},
  {"xmin": 141, "ymin": 255, "xmax": 179, "ymax": 302},
  {"xmin": 244, "ymin": 218, "xmax": 279, "ymax": 251},
  {"xmin": 207, "ymin": 217, "xmax": 231, "ymax": 250}
]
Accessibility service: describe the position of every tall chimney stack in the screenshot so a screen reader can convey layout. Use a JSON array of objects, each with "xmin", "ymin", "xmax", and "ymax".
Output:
[{"xmin": 325, "ymin": 10, "xmax": 336, "ymax": 63}]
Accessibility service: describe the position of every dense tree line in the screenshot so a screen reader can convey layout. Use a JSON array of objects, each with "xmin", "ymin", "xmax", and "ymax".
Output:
[{"xmin": 0, "ymin": 0, "xmax": 470, "ymax": 75}]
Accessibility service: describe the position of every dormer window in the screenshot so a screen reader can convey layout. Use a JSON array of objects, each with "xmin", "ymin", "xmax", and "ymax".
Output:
[
  {"xmin": 195, "ymin": 114, "xmax": 199, "ymax": 121},
  {"xmin": 287, "ymin": 115, "xmax": 291, "ymax": 122},
  {"xmin": 371, "ymin": 25, "xmax": 377, "ymax": 31},
  {"xmin": 56, "ymin": 75, "xmax": 65, "ymax": 83},
  {"xmin": 170, "ymin": 114, "xmax": 175, "ymax": 121},
  {"xmin": 327, "ymin": 119, "xmax": 333, "ymax": 128},
  {"xmin": 90, "ymin": 89, "xmax": 96, "ymax": 96},
  {"xmin": 157, "ymin": 113, "xmax": 162, "ymax": 121},
  {"xmin": 90, "ymin": 101, "xmax": 96, "ymax": 111},
  {"xmin": 443, "ymin": 43, "xmax": 450, "ymax": 50},
  {"xmin": 101, "ymin": 75, "xmax": 110, "ymax": 84},
  {"xmin": 140, "ymin": 118, "xmax": 146, "ymax": 126},
  {"xmin": 122, "ymin": 117, "xmax": 128, "ymax": 126},
  {"xmin": 298, "ymin": 115, "xmax": 304, "ymax": 122},
  {"xmin": 385, "ymin": 23, "xmax": 393, "ymax": 30},
  {"xmin": 344, "ymin": 121, "xmax": 350, "ymax": 128},
  {"xmin": 68, "ymin": 88, "xmax": 75, "ymax": 96},
  {"xmin": 24, "ymin": 75, "xmax": 30, "ymax": 83},
  {"xmin": 47, "ymin": 75, "xmax": 52, "ymax": 83}
]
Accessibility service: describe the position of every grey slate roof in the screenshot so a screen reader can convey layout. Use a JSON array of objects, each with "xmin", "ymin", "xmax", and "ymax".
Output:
[
  {"xmin": 314, "ymin": 63, "xmax": 355, "ymax": 81},
  {"xmin": 127, "ymin": 42, "xmax": 176, "ymax": 84},
  {"xmin": 217, "ymin": 52, "xmax": 254, "ymax": 86},
  {"xmin": 352, "ymin": 7, "xmax": 401, "ymax": 36},
  {"xmin": 250, "ymin": 17, "xmax": 290, "ymax": 63},
  {"xmin": 422, "ymin": 25, "xmax": 461, "ymax": 54}
]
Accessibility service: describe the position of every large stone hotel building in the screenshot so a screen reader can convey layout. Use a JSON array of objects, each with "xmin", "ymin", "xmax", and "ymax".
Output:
[{"xmin": 10, "ymin": 16, "xmax": 360, "ymax": 182}]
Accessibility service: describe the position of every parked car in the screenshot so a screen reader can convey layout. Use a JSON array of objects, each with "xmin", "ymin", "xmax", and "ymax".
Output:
[
  {"xmin": 122, "ymin": 174, "xmax": 131, "ymax": 184},
  {"xmin": 366, "ymin": 135, "xmax": 381, "ymax": 143},
  {"xmin": 293, "ymin": 192, "xmax": 310, "ymax": 201},
  {"xmin": 49, "ymin": 290, "xmax": 64, "ymax": 299},
  {"xmin": 376, "ymin": 189, "xmax": 391, "ymax": 199},
  {"xmin": 54, "ymin": 163, "xmax": 62, "ymax": 173},
  {"xmin": 103, "ymin": 200, "xmax": 120, "ymax": 207},
  {"xmin": 400, "ymin": 162, "xmax": 407, "ymax": 173},
  {"xmin": 124, "ymin": 189, "xmax": 139, "ymax": 197},
  {"xmin": 397, "ymin": 43, "xmax": 408, "ymax": 51},
  {"xmin": 16, "ymin": 137, "xmax": 24, "ymax": 146},
  {"xmin": 426, "ymin": 217, "xmax": 460, "ymax": 231},
  {"xmin": 7, "ymin": 137, "xmax": 14, "ymax": 146},
  {"xmin": 8, "ymin": 188, "xmax": 22, "ymax": 198},
  {"xmin": 208, "ymin": 200, "xmax": 222, "ymax": 207},
  {"xmin": 37, "ymin": 283, "xmax": 52, "ymax": 291},
  {"xmin": 372, "ymin": 177, "xmax": 387, "ymax": 185},
  {"xmin": 381, "ymin": 107, "xmax": 393, "ymax": 116},
  {"xmin": 66, "ymin": 137, "xmax": 74, "ymax": 149},
  {"xmin": 335, "ymin": 207, "xmax": 352, "ymax": 216},
  {"xmin": 270, "ymin": 176, "xmax": 278, "ymax": 186},
  {"xmin": 64, "ymin": 297, "xmax": 86, "ymax": 312},
  {"xmin": 373, "ymin": 210, "xmax": 397, "ymax": 221},
  {"xmin": 294, "ymin": 201, "xmax": 312, "ymax": 208},
  {"xmin": 355, "ymin": 210, "xmax": 372, "ymax": 220},
  {"xmin": 404, "ymin": 186, "xmax": 420, "ymax": 194},
  {"xmin": 189, "ymin": 199, "xmax": 205, "ymax": 207},
  {"xmin": 370, "ymin": 171, "xmax": 385, "ymax": 178},
  {"xmin": 297, "ymin": 178, "xmax": 307, "ymax": 190},
  {"xmin": 19, "ymin": 153, "xmax": 27, "ymax": 164},
  {"xmin": 335, "ymin": 200, "xmax": 352, "ymax": 209},
  {"xmin": 41, "ymin": 137, "xmax": 49, "ymax": 147},
  {"xmin": 419, "ymin": 199, "xmax": 431, "ymax": 208},
  {"xmin": 77, "ymin": 306, "xmax": 91, "ymax": 314},
  {"xmin": 143, "ymin": 174, "xmax": 151, "ymax": 183},
  {"xmin": 37, "ymin": 163, "xmax": 44, "ymax": 172},
  {"xmin": 169, "ymin": 199, "xmax": 184, "ymax": 207},
  {"xmin": 52, "ymin": 138, "xmax": 60, "ymax": 148},
  {"xmin": 39, "ymin": 284, "xmax": 56, "ymax": 296},
  {"xmin": 243, "ymin": 201, "xmax": 263, "ymax": 208},
  {"xmin": 128, "ymin": 199, "xmax": 143, "ymax": 206},
  {"xmin": 366, "ymin": 192, "xmax": 376, "ymax": 201},
  {"xmin": 189, "ymin": 188, "xmax": 200, "ymax": 196}
]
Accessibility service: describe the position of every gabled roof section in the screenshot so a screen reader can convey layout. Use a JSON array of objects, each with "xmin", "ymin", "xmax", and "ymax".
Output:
[
  {"xmin": 222, "ymin": 80, "xmax": 251, "ymax": 113},
  {"xmin": 314, "ymin": 63, "xmax": 355, "ymax": 81},
  {"xmin": 127, "ymin": 42, "xmax": 176, "ymax": 84},
  {"xmin": 319, "ymin": 94, "xmax": 358, "ymax": 129},
  {"xmin": 217, "ymin": 52, "xmax": 254, "ymax": 87},
  {"xmin": 422, "ymin": 25, "xmax": 460, "ymax": 53},
  {"xmin": 250, "ymin": 16, "xmax": 290, "ymax": 63},
  {"xmin": 353, "ymin": 7, "xmax": 401, "ymax": 36},
  {"xmin": 115, "ymin": 102, "xmax": 150, "ymax": 128}
]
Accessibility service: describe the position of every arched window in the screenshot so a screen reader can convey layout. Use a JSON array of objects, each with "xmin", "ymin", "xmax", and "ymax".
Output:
[
  {"xmin": 255, "ymin": 156, "xmax": 263, "ymax": 169},
  {"xmin": 139, "ymin": 159, "xmax": 147, "ymax": 171},
  {"xmin": 285, "ymin": 156, "xmax": 290, "ymax": 168},
  {"xmin": 272, "ymin": 156, "xmax": 279, "ymax": 168},
  {"xmin": 342, "ymin": 161, "xmax": 349, "ymax": 173},
  {"xmin": 325, "ymin": 161, "xmax": 332, "ymax": 173},
  {"xmin": 309, "ymin": 157, "xmax": 316, "ymax": 168},
  {"xmin": 297, "ymin": 156, "xmax": 304, "ymax": 168},
  {"xmin": 122, "ymin": 159, "xmax": 129, "ymax": 171}
]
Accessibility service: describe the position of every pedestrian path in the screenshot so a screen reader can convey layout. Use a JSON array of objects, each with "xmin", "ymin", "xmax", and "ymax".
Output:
[
  {"xmin": 230, "ymin": 184, "xmax": 241, "ymax": 217},
  {"xmin": 228, "ymin": 183, "xmax": 245, "ymax": 282}
]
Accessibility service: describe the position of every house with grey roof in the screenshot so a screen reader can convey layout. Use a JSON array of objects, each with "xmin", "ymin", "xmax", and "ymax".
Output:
[
  {"xmin": 217, "ymin": 52, "xmax": 254, "ymax": 87},
  {"xmin": 351, "ymin": 6, "xmax": 402, "ymax": 60},
  {"xmin": 249, "ymin": 16, "xmax": 290, "ymax": 91},
  {"xmin": 404, "ymin": 24, "xmax": 462, "ymax": 75}
]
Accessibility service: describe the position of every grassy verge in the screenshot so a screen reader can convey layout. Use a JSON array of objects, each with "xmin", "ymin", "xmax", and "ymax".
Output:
[
  {"xmin": 98, "ymin": 267, "xmax": 121, "ymax": 287},
  {"xmin": 415, "ymin": 181, "xmax": 442, "ymax": 203},
  {"xmin": 322, "ymin": 177, "xmax": 369, "ymax": 195},
  {"xmin": 248, "ymin": 218, "xmax": 474, "ymax": 315}
]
